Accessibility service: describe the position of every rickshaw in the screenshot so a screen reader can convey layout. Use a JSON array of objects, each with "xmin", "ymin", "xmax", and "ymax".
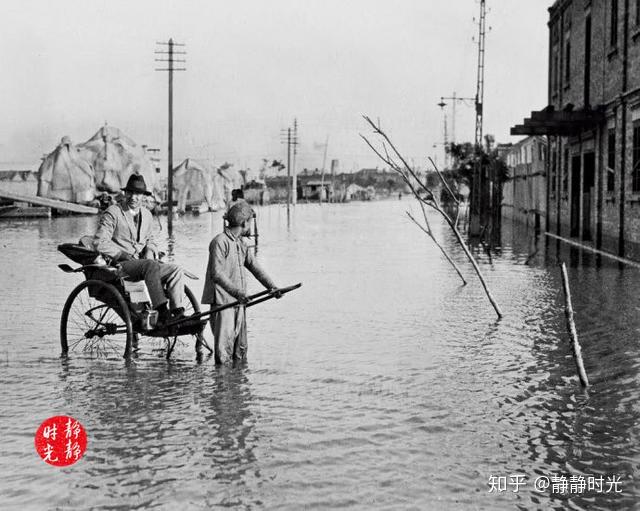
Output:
[{"xmin": 57, "ymin": 243, "xmax": 300, "ymax": 360}]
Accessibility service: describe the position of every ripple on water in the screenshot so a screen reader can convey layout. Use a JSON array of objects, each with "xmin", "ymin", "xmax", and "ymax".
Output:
[{"xmin": 1, "ymin": 203, "xmax": 640, "ymax": 509}]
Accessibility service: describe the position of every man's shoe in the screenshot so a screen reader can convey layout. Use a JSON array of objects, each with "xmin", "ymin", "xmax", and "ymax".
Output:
[
  {"xmin": 171, "ymin": 307, "xmax": 186, "ymax": 321},
  {"xmin": 155, "ymin": 303, "xmax": 172, "ymax": 327}
]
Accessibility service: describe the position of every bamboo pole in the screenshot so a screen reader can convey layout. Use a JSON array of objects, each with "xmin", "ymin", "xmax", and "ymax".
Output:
[{"xmin": 559, "ymin": 262, "xmax": 589, "ymax": 387}]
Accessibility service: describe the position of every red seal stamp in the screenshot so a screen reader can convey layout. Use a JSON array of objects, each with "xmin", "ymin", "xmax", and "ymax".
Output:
[{"xmin": 34, "ymin": 415, "xmax": 87, "ymax": 467}]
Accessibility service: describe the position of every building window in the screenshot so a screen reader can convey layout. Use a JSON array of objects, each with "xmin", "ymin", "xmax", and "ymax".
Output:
[
  {"xmin": 565, "ymin": 41, "xmax": 571, "ymax": 83},
  {"xmin": 563, "ymin": 147, "xmax": 569, "ymax": 193},
  {"xmin": 611, "ymin": 0, "xmax": 619, "ymax": 47},
  {"xmin": 633, "ymin": 122, "xmax": 640, "ymax": 192},
  {"xmin": 637, "ymin": 0, "xmax": 640, "ymax": 25},
  {"xmin": 607, "ymin": 129, "xmax": 616, "ymax": 192}
]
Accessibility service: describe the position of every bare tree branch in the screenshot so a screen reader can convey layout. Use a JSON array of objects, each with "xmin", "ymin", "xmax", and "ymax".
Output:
[
  {"xmin": 360, "ymin": 134, "xmax": 392, "ymax": 167},
  {"xmin": 362, "ymin": 116, "xmax": 434, "ymax": 201},
  {"xmin": 418, "ymin": 200, "xmax": 431, "ymax": 233},
  {"xmin": 428, "ymin": 156, "xmax": 462, "ymax": 227},
  {"xmin": 407, "ymin": 211, "xmax": 467, "ymax": 286},
  {"xmin": 429, "ymin": 156, "xmax": 459, "ymax": 206},
  {"xmin": 362, "ymin": 115, "xmax": 503, "ymax": 318}
]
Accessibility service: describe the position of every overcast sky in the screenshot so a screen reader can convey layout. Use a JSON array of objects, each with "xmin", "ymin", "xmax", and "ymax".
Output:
[{"xmin": 0, "ymin": 0, "xmax": 552, "ymax": 172}]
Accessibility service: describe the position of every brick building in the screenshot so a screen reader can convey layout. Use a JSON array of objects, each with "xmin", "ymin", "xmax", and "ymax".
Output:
[{"xmin": 512, "ymin": 0, "xmax": 640, "ymax": 260}]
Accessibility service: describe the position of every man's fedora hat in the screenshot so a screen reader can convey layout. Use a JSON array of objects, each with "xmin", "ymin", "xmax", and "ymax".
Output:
[{"xmin": 121, "ymin": 174, "xmax": 153, "ymax": 196}]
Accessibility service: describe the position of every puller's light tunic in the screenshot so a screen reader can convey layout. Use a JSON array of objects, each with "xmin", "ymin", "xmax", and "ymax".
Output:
[{"xmin": 202, "ymin": 229, "xmax": 275, "ymax": 364}]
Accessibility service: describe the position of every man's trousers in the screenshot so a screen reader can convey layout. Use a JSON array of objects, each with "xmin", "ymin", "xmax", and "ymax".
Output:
[
  {"xmin": 119, "ymin": 259, "xmax": 184, "ymax": 309},
  {"xmin": 209, "ymin": 305, "xmax": 247, "ymax": 364}
]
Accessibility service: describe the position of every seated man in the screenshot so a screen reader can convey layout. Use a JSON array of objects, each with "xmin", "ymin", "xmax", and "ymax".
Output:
[{"xmin": 93, "ymin": 174, "xmax": 184, "ymax": 325}]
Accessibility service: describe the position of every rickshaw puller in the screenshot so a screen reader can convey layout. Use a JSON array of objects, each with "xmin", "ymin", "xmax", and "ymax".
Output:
[{"xmin": 202, "ymin": 200, "xmax": 279, "ymax": 364}]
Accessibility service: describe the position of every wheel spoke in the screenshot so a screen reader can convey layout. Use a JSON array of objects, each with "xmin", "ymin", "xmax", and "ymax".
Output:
[
  {"xmin": 61, "ymin": 282, "xmax": 204, "ymax": 359},
  {"xmin": 62, "ymin": 281, "xmax": 131, "ymax": 359}
]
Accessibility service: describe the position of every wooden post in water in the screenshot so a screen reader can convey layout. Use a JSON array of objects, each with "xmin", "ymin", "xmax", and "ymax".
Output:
[
  {"xmin": 560, "ymin": 262, "xmax": 590, "ymax": 387},
  {"xmin": 287, "ymin": 127, "xmax": 291, "ymax": 213}
]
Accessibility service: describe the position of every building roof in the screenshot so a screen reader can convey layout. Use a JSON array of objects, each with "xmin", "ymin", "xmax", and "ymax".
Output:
[{"xmin": 511, "ymin": 105, "xmax": 605, "ymax": 136}]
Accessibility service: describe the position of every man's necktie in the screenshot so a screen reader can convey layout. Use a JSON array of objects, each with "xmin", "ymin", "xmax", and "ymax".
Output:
[{"xmin": 135, "ymin": 211, "xmax": 142, "ymax": 242}]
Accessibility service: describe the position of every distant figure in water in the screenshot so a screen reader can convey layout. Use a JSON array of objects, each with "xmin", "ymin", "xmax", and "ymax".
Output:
[
  {"xmin": 398, "ymin": 192, "xmax": 402, "ymax": 200},
  {"xmin": 231, "ymin": 188, "xmax": 244, "ymax": 202},
  {"xmin": 226, "ymin": 187, "xmax": 254, "ymax": 238},
  {"xmin": 202, "ymin": 200, "xmax": 279, "ymax": 365}
]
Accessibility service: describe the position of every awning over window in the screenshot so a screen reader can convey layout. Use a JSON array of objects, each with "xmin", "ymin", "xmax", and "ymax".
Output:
[{"xmin": 510, "ymin": 105, "xmax": 605, "ymax": 136}]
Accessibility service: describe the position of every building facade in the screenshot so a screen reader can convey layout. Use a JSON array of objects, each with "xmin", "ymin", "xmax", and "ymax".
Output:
[
  {"xmin": 512, "ymin": 0, "xmax": 640, "ymax": 260},
  {"xmin": 501, "ymin": 137, "xmax": 547, "ymax": 230}
]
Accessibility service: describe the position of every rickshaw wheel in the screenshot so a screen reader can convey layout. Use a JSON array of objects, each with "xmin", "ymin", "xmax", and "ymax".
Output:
[
  {"xmin": 61, "ymin": 279, "xmax": 133, "ymax": 359},
  {"xmin": 134, "ymin": 284, "xmax": 204, "ymax": 356}
]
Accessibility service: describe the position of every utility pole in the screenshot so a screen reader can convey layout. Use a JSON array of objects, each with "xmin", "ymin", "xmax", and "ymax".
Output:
[
  {"xmin": 287, "ymin": 128, "xmax": 291, "ymax": 209},
  {"xmin": 471, "ymin": 0, "xmax": 487, "ymax": 235},
  {"xmin": 438, "ymin": 92, "xmax": 475, "ymax": 145},
  {"xmin": 438, "ymin": 92, "xmax": 474, "ymax": 169},
  {"xmin": 155, "ymin": 38, "xmax": 186, "ymax": 233},
  {"xmin": 280, "ymin": 124, "xmax": 298, "ymax": 212},
  {"xmin": 320, "ymin": 135, "xmax": 329, "ymax": 203},
  {"xmin": 437, "ymin": 98, "xmax": 449, "ymax": 168},
  {"xmin": 292, "ymin": 118, "xmax": 298, "ymax": 205},
  {"xmin": 474, "ymin": 2, "xmax": 486, "ymax": 150}
]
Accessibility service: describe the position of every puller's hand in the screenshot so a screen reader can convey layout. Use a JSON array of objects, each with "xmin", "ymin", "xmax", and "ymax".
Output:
[{"xmin": 270, "ymin": 287, "xmax": 282, "ymax": 299}]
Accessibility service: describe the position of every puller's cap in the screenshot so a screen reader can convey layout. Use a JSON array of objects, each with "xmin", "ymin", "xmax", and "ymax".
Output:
[{"xmin": 226, "ymin": 200, "xmax": 254, "ymax": 226}]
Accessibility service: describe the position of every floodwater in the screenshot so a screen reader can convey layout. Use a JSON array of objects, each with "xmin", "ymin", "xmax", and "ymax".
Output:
[{"xmin": 1, "ymin": 199, "xmax": 639, "ymax": 510}]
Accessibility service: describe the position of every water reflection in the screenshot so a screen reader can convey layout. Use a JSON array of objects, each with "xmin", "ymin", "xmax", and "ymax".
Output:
[
  {"xmin": 52, "ymin": 356, "xmax": 260, "ymax": 509},
  {"xmin": 198, "ymin": 366, "xmax": 256, "ymax": 484},
  {"xmin": 498, "ymin": 256, "xmax": 640, "ymax": 509}
]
